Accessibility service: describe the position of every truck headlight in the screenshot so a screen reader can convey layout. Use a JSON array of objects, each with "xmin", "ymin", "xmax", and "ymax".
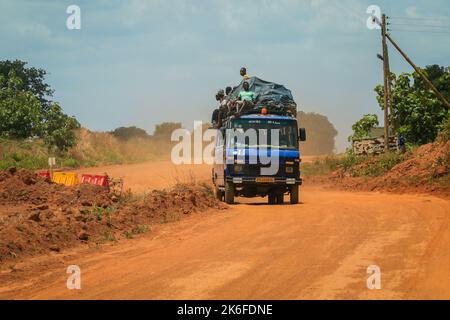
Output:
[{"xmin": 233, "ymin": 177, "xmax": 243, "ymax": 184}]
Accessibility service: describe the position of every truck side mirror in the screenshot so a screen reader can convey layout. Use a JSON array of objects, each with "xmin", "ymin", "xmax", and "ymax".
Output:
[{"xmin": 299, "ymin": 128, "xmax": 307, "ymax": 142}]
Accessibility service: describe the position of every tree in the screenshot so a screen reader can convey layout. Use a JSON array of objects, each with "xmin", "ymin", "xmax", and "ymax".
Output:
[
  {"xmin": 375, "ymin": 66, "xmax": 449, "ymax": 145},
  {"xmin": 348, "ymin": 114, "xmax": 379, "ymax": 142},
  {"xmin": 39, "ymin": 103, "xmax": 80, "ymax": 151},
  {"xmin": 153, "ymin": 122, "xmax": 182, "ymax": 138},
  {"xmin": 297, "ymin": 112, "xmax": 338, "ymax": 155},
  {"xmin": 0, "ymin": 60, "xmax": 81, "ymax": 151},
  {"xmin": 111, "ymin": 126, "xmax": 150, "ymax": 140},
  {"xmin": 0, "ymin": 71, "xmax": 42, "ymax": 138},
  {"xmin": 0, "ymin": 60, "xmax": 53, "ymax": 111}
]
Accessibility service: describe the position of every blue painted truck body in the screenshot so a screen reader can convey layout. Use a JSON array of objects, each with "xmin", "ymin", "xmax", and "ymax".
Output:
[{"xmin": 212, "ymin": 114, "xmax": 305, "ymax": 204}]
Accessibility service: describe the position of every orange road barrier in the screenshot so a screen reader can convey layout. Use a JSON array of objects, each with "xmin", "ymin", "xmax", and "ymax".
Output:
[{"xmin": 52, "ymin": 172, "xmax": 80, "ymax": 186}]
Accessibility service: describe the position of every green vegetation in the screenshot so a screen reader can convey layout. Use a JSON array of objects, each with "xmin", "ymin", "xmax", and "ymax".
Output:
[
  {"xmin": 111, "ymin": 126, "xmax": 150, "ymax": 140},
  {"xmin": 302, "ymin": 152, "xmax": 406, "ymax": 178},
  {"xmin": 348, "ymin": 114, "xmax": 379, "ymax": 142},
  {"xmin": 0, "ymin": 60, "xmax": 80, "ymax": 151},
  {"xmin": 161, "ymin": 212, "xmax": 182, "ymax": 224},
  {"xmin": 124, "ymin": 225, "xmax": 149, "ymax": 239},
  {"xmin": 0, "ymin": 127, "xmax": 175, "ymax": 170},
  {"xmin": 99, "ymin": 231, "xmax": 118, "ymax": 243},
  {"xmin": 374, "ymin": 64, "xmax": 449, "ymax": 145}
]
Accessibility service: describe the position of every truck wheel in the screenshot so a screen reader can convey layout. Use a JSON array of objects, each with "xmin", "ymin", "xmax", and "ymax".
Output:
[
  {"xmin": 276, "ymin": 193, "xmax": 284, "ymax": 205},
  {"xmin": 268, "ymin": 193, "xmax": 276, "ymax": 205},
  {"xmin": 214, "ymin": 187, "xmax": 224, "ymax": 202},
  {"xmin": 290, "ymin": 185, "xmax": 299, "ymax": 204},
  {"xmin": 224, "ymin": 182, "xmax": 235, "ymax": 204}
]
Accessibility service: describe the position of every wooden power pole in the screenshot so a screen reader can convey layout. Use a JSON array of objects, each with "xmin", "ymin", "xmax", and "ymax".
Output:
[
  {"xmin": 381, "ymin": 14, "xmax": 391, "ymax": 151},
  {"xmin": 385, "ymin": 33, "xmax": 450, "ymax": 109}
]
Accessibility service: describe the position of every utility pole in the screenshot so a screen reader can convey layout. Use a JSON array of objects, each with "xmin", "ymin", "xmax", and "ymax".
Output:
[
  {"xmin": 385, "ymin": 33, "xmax": 450, "ymax": 109},
  {"xmin": 381, "ymin": 14, "xmax": 391, "ymax": 151}
]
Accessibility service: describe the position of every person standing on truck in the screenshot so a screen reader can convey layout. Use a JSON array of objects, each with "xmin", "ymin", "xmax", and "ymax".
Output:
[
  {"xmin": 240, "ymin": 67, "xmax": 250, "ymax": 81},
  {"xmin": 235, "ymin": 81, "xmax": 256, "ymax": 114}
]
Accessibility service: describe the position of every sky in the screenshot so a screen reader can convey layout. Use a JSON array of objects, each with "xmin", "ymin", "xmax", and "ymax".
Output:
[{"xmin": 1, "ymin": 0, "xmax": 449, "ymax": 151}]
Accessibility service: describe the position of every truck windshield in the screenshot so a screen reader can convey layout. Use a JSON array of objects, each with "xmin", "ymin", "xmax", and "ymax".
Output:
[{"xmin": 229, "ymin": 118, "xmax": 298, "ymax": 150}]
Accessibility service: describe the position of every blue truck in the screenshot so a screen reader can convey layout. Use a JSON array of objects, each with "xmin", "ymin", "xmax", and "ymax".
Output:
[{"xmin": 212, "ymin": 77, "xmax": 306, "ymax": 205}]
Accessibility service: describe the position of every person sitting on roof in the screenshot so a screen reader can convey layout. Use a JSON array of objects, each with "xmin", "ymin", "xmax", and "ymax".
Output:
[
  {"xmin": 225, "ymin": 86, "xmax": 232, "ymax": 97},
  {"xmin": 240, "ymin": 67, "xmax": 251, "ymax": 81},
  {"xmin": 235, "ymin": 81, "xmax": 255, "ymax": 114},
  {"xmin": 212, "ymin": 89, "xmax": 225, "ymax": 128}
]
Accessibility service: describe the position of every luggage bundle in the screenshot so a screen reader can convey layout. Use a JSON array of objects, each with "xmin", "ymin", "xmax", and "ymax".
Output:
[{"xmin": 226, "ymin": 77, "xmax": 297, "ymax": 118}]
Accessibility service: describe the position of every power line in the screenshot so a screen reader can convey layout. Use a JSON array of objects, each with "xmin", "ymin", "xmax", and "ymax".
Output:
[
  {"xmin": 327, "ymin": 1, "xmax": 366, "ymax": 23},
  {"xmin": 389, "ymin": 16, "xmax": 450, "ymax": 21},
  {"xmin": 389, "ymin": 23, "xmax": 450, "ymax": 29},
  {"xmin": 389, "ymin": 29, "xmax": 450, "ymax": 34}
]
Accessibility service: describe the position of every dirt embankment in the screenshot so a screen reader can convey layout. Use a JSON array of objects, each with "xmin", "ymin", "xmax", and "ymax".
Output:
[
  {"xmin": 309, "ymin": 139, "xmax": 450, "ymax": 198},
  {"xmin": 0, "ymin": 168, "xmax": 225, "ymax": 264}
]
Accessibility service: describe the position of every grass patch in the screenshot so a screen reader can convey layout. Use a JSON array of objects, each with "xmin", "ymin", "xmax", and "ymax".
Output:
[
  {"xmin": 302, "ymin": 152, "xmax": 406, "ymax": 178},
  {"xmin": 0, "ymin": 128, "xmax": 174, "ymax": 170},
  {"xmin": 351, "ymin": 152, "xmax": 406, "ymax": 177},
  {"xmin": 99, "ymin": 231, "xmax": 117, "ymax": 243},
  {"xmin": 124, "ymin": 225, "xmax": 150, "ymax": 239},
  {"xmin": 161, "ymin": 212, "xmax": 182, "ymax": 224}
]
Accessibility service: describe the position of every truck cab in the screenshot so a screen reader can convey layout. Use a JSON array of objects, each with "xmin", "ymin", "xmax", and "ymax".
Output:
[{"xmin": 212, "ymin": 113, "xmax": 306, "ymax": 205}]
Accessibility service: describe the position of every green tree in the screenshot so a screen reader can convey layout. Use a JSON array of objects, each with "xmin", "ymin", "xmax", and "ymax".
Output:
[
  {"xmin": 153, "ymin": 122, "xmax": 182, "ymax": 138},
  {"xmin": 0, "ymin": 60, "xmax": 81, "ymax": 151},
  {"xmin": 0, "ymin": 71, "xmax": 42, "ymax": 138},
  {"xmin": 375, "ymin": 67, "xmax": 449, "ymax": 145},
  {"xmin": 0, "ymin": 60, "xmax": 80, "ymax": 151},
  {"xmin": 348, "ymin": 114, "xmax": 379, "ymax": 142},
  {"xmin": 0, "ymin": 60, "xmax": 53, "ymax": 111},
  {"xmin": 111, "ymin": 126, "xmax": 150, "ymax": 140},
  {"xmin": 39, "ymin": 103, "xmax": 80, "ymax": 151}
]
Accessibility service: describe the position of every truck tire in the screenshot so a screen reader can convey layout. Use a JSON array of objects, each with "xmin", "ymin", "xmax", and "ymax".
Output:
[
  {"xmin": 224, "ymin": 182, "xmax": 235, "ymax": 204},
  {"xmin": 290, "ymin": 185, "xmax": 299, "ymax": 204},
  {"xmin": 268, "ymin": 193, "xmax": 276, "ymax": 205},
  {"xmin": 276, "ymin": 193, "xmax": 284, "ymax": 205},
  {"xmin": 214, "ymin": 186, "xmax": 224, "ymax": 202}
]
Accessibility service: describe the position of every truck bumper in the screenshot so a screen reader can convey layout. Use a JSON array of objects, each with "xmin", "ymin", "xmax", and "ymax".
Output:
[{"xmin": 225, "ymin": 176, "xmax": 302, "ymax": 185}]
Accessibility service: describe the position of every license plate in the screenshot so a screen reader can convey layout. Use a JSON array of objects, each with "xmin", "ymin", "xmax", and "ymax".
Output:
[{"xmin": 256, "ymin": 177, "xmax": 275, "ymax": 183}]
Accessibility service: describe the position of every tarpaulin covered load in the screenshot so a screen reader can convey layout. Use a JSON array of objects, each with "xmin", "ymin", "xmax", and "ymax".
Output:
[{"xmin": 228, "ymin": 77, "xmax": 297, "ymax": 115}]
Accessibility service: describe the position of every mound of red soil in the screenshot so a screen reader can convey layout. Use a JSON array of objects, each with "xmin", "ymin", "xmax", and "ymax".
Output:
[
  {"xmin": 384, "ymin": 140, "xmax": 449, "ymax": 180},
  {"xmin": 0, "ymin": 167, "xmax": 112, "ymax": 208},
  {"xmin": 310, "ymin": 140, "xmax": 450, "ymax": 198},
  {"xmin": 0, "ymin": 169, "xmax": 225, "ymax": 264}
]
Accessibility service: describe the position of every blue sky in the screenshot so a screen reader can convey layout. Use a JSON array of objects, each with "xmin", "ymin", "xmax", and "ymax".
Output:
[{"xmin": 1, "ymin": 0, "xmax": 449, "ymax": 151}]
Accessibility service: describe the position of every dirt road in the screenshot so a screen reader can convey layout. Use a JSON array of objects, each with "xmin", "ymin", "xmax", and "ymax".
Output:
[{"xmin": 1, "ymin": 162, "xmax": 449, "ymax": 299}]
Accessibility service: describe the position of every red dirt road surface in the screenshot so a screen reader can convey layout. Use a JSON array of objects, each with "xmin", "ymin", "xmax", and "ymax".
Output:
[{"xmin": 1, "ymin": 161, "xmax": 449, "ymax": 299}]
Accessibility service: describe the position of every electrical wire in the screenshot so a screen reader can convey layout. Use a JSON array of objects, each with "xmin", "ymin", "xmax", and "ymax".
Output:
[
  {"xmin": 389, "ymin": 29, "xmax": 450, "ymax": 34},
  {"xmin": 389, "ymin": 16, "xmax": 450, "ymax": 21},
  {"xmin": 389, "ymin": 23, "xmax": 450, "ymax": 29}
]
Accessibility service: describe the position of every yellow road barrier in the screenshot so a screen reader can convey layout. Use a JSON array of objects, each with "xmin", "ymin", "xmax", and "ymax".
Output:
[{"xmin": 52, "ymin": 172, "xmax": 80, "ymax": 186}]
